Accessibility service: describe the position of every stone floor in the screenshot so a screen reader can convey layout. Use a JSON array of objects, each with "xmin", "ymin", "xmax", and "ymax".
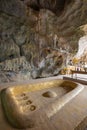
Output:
[{"xmin": 0, "ymin": 75, "xmax": 87, "ymax": 130}]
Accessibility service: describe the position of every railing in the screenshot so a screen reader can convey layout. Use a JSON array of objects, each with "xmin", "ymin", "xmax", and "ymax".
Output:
[{"xmin": 71, "ymin": 70, "xmax": 87, "ymax": 79}]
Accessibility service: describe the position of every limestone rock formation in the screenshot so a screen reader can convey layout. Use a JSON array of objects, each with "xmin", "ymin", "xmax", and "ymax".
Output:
[
  {"xmin": 0, "ymin": 0, "xmax": 26, "ymax": 18},
  {"xmin": 25, "ymin": 0, "xmax": 87, "ymax": 36},
  {"xmin": 80, "ymin": 47, "xmax": 87, "ymax": 63},
  {"xmin": 21, "ymin": 42, "xmax": 39, "ymax": 66},
  {"xmin": 0, "ymin": 38, "xmax": 20, "ymax": 62},
  {"xmin": 31, "ymin": 48, "xmax": 66, "ymax": 78},
  {"xmin": 0, "ymin": 0, "xmax": 87, "ymax": 80},
  {"xmin": 0, "ymin": 56, "xmax": 31, "ymax": 82},
  {"xmin": 25, "ymin": 0, "xmax": 87, "ymax": 54},
  {"xmin": 0, "ymin": 56, "xmax": 30, "ymax": 71},
  {"xmin": 74, "ymin": 25, "xmax": 87, "ymax": 63},
  {"xmin": 75, "ymin": 36, "xmax": 87, "ymax": 59}
]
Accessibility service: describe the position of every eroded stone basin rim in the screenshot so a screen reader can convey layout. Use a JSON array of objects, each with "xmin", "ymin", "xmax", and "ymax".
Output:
[{"xmin": 0, "ymin": 80, "xmax": 84, "ymax": 129}]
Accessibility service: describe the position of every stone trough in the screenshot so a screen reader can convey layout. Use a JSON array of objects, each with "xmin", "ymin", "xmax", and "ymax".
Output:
[{"xmin": 0, "ymin": 80, "xmax": 84, "ymax": 129}]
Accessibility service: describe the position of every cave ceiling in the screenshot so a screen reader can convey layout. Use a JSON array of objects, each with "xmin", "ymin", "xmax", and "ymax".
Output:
[
  {"xmin": 0, "ymin": 0, "xmax": 87, "ymax": 46},
  {"xmin": 24, "ymin": 0, "xmax": 87, "ymax": 35}
]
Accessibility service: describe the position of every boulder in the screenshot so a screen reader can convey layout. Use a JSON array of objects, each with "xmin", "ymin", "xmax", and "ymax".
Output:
[{"xmin": 31, "ymin": 48, "xmax": 66, "ymax": 78}]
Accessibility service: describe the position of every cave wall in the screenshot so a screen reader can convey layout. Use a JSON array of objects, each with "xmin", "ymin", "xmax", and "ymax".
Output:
[{"xmin": 0, "ymin": 0, "xmax": 87, "ymax": 78}]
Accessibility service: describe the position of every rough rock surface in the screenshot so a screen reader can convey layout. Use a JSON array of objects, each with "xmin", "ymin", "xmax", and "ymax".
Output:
[
  {"xmin": 0, "ymin": 56, "xmax": 30, "ymax": 71},
  {"xmin": 0, "ymin": 38, "xmax": 20, "ymax": 62},
  {"xmin": 0, "ymin": 0, "xmax": 87, "ymax": 80},
  {"xmin": 75, "ymin": 36, "xmax": 87, "ymax": 59},
  {"xmin": 31, "ymin": 48, "xmax": 66, "ymax": 78},
  {"xmin": 0, "ymin": 0, "xmax": 26, "ymax": 18}
]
